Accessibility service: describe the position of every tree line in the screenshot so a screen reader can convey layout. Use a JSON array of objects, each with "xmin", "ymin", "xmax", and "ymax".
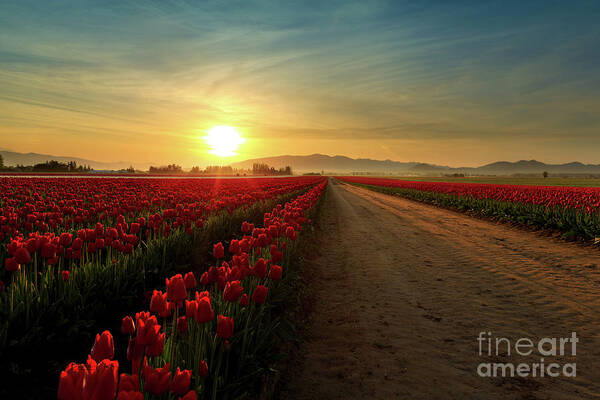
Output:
[
  {"xmin": 0, "ymin": 154, "xmax": 293, "ymax": 176},
  {"xmin": 0, "ymin": 157, "xmax": 92, "ymax": 173}
]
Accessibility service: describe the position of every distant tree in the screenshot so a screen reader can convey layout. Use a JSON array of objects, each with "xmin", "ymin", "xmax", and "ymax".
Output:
[
  {"xmin": 149, "ymin": 164, "xmax": 183, "ymax": 174},
  {"xmin": 0, "ymin": 153, "xmax": 4, "ymax": 168},
  {"xmin": 543, "ymin": 171, "xmax": 549, "ymax": 178},
  {"xmin": 126, "ymin": 165, "xmax": 135, "ymax": 173}
]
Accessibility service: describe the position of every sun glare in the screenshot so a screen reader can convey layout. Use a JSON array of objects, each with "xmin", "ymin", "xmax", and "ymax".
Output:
[{"xmin": 204, "ymin": 126, "xmax": 245, "ymax": 157}]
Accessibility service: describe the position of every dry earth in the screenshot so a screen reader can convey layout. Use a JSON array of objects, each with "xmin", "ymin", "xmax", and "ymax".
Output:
[{"xmin": 280, "ymin": 179, "xmax": 600, "ymax": 400}]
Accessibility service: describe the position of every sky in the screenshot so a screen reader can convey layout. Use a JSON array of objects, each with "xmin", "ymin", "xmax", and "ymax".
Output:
[{"xmin": 0, "ymin": 0, "xmax": 599, "ymax": 168}]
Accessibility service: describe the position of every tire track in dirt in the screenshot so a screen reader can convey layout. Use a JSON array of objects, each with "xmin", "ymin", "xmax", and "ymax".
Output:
[{"xmin": 280, "ymin": 180, "xmax": 600, "ymax": 400}]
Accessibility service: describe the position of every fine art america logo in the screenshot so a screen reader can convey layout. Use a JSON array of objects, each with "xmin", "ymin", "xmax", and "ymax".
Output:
[{"xmin": 477, "ymin": 331, "xmax": 578, "ymax": 378}]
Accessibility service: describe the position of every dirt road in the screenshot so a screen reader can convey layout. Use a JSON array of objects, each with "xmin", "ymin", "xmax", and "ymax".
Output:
[{"xmin": 280, "ymin": 180, "xmax": 600, "ymax": 400}]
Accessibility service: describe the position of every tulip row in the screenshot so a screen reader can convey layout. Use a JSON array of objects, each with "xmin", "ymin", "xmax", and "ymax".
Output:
[
  {"xmin": 0, "ymin": 177, "xmax": 324, "ymax": 398},
  {"xmin": 58, "ymin": 179, "xmax": 328, "ymax": 399},
  {"xmin": 338, "ymin": 176, "xmax": 600, "ymax": 239}
]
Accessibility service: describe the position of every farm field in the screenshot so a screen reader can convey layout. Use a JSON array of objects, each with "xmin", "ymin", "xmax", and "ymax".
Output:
[
  {"xmin": 349, "ymin": 175, "xmax": 600, "ymax": 187},
  {"xmin": 1, "ymin": 175, "xmax": 600, "ymax": 399},
  {"xmin": 0, "ymin": 175, "xmax": 326, "ymax": 399}
]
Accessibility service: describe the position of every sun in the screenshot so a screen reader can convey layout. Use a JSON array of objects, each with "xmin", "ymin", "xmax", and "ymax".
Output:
[{"xmin": 204, "ymin": 126, "xmax": 245, "ymax": 157}]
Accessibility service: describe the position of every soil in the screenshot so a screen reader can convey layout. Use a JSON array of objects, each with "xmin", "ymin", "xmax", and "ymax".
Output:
[{"xmin": 279, "ymin": 180, "xmax": 600, "ymax": 400}]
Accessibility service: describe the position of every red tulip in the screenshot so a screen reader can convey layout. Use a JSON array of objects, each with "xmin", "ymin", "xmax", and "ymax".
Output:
[
  {"xmin": 252, "ymin": 285, "xmax": 268, "ymax": 304},
  {"xmin": 223, "ymin": 280, "xmax": 243, "ymax": 302},
  {"xmin": 252, "ymin": 258, "xmax": 267, "ymax": 278},
  {"xmin": 146, "ymin": 332, "xmax": 165, "ymax": 357},
  {"xmin": 59, "ymin": 232, "xmax": 73, "ymax": 247},
  {"xmin": 82, "ymin": 358, "xmax": 119, "ymax": 400},
  {"xmin": 180, "ymin": 391, "xmax": 198, "ymax": 400},
  {"xmin": 198, "ymin": 360, "xmax": 208, "ymax": 378},
  {"xmin": 58, "ymin": 362, "xmax": 86, "ymax": 400},
  {"xmin": 239, "ymin": 294, "xmax": 249, "ymax": 307},
  {"xmin": 5, "ymin": 257, "xmax": 19, "ymax": 272},
  {"xmin": 285, "ymin": 226, "xmax": 295, "ymax": 240},
  {"xmin": 268, "ymin": 265, "xmax": 282, "ymax": 280},
  {"xmin": 116, "ymin": 391, "xmax": 143, "ymax": 400},
  {"xmin": 135, "ymin": 313, "xmax": 161, "ymax": 346},
  {"xmin": 239, "ymin": 238, "xmax": 250, "ymax": 253},
  {"xmin": 170, "ymin": 368, "xmax": 192, "ymax": 395},
  {"xmin": 213, "ymin": 242, "xmax": 224, "ymax": 259},
  {"xmin": 177, "ymin": 316, "xmax": 188, "ymax": 334},
  {"xmin": 149, "ymin": 290, "xmax": 167, "ymax": 315},
  {"xmin": 121, "ymin": 316, "xmax": 135, "ymax": 335},
  {"xmin": 62, "ymin": 270, "xmax": 70, "ymax": 281},
  {"xmin": 91, "ymin": 330, "xmax": 114, "ymax": 362},
  {"xmin": 183, "ymin": 272, "xmax": 197, "ymax": 289},
  {"xmin": 228, "ymin": 239, "xmax": 239, "ymax": 254},
  {"xmin": 72, "ymin": 237, "xmax": 83, "ymax": 251},
  {"xmin": 143, "ymin": 363, "xmax": 171, "ymax": 395},
  {"xmin": 216, "ymin": 315, "xmax": 234, "ymax": 339},
  {"xmin": 166, "ymin": 274, "xmax": 187, "ymax": 304},
  {"xmin": 41, "ymin": 242, "xmax": 57, "ymax": 258},
  {"xmin": 14, "ymin": 247, "xmax": 31, "ymax": 265},
  {"xmin": 196, "ymin": 296, "xmax": 214, "ymax": 323},
  {"xmin": 118, "ymin": 374, "xmax": 140, "ymax": 392}
]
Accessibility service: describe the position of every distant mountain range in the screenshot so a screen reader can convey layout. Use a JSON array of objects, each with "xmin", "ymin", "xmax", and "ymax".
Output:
[
  {"xmin": 231, "ymin": 154, "xmax": 600, "ymax": 175},
  {"xmin": 2, "ymin": 149, "xmax": 600, "ymax": 175},
  {"xmin": 0, "ymin": 150, "xmax": 144, "ymax": 171}
]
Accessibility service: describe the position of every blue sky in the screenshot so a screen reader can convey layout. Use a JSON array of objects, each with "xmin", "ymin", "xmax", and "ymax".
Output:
[{"xmin": 0, "ymin": 0, "xmax": 599, "ymax": 166}]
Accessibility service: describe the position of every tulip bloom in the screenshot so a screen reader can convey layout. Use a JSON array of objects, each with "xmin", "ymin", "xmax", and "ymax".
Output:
[
  {"xmin": 183, "ymin": 272, "xmax": 197, "ymax": 289},
  {"xmin": 196, "ymin": 296, "xmax": 214, "ymax": 323},
  {"xmin": 228, "ymin": 239, "xmax": 239, "ymax": 254},
  {"xmin": 252, "ymin": 258, "xmax": 267, "ymax": 279},
  {"xmin": 91, "ymin": 330, "xmax": 115, "ymax": 362},
  {"xmin": 58, "ymin": 362, "xmax": 86, "ymax": 400},
  {"xmin": 268, "ymin": 265, "xmax": 283, "ymax": 281},
  {"xmin": 166, "ymin": 274, "xmax": 187, "ymax": 304},
  {"xmin": 146, "ymin": 332, "xmax": 165, "ymax": 357},
  {"xmin": 121, "ymin": 316, "xmax": 135, "ymax": 335},
  {"xmin": 5, "ymin": 257, "xmax": 19, "ymax": 272},
  {"xmin": 216, "ymin": 315, "xmax": 234, "ymax": 339},
  {"xmin": 213, "ymin": 242, "xmax": 224, "ymax": 259},
  {"xmin": 118, "ymin": 374, "xmax": 140, "ymax": 392},
  {"xmin": 143, "ymin": 363, "xmax": 171, "ymax": 395},
  {"xmin": 72, "ymin": 237, "xmax": 83, "ymax": 251},
  {"xmin": 117, "ymin": 391, "xmax": 144, "ymax": 400},
  {"xmin": 14, "ymin": 247, "xmax": 32, "ymax": 265},
  {"xmin": 149, "ymin": 290, "xmax": 168, "ymax": 315},
  {"xmin": 41, "ymin": 242, "xmax": 57, "ymax": 258},
  {"xmin": 177, "ymin": 316, "xmax": 188, "ymax": 334},
  {"xmin": 198, "ymin": 360, "xmax": 208, "ymax": 378},
  {"xmin": 223, "ymin": 280, "xmax": 243, "ymax": 302},
  {"xmin": 252, "ymin": 285, "xmax": 268, "ymax": 304},
  {"xmin": 185, "ymin": 300, "xmax": 198, "ymax": 319},
  {"xmin": 62, "ymin": 270, "xmax": 70, "ymax": 281},
  {"xmin": 135, "ymin": 313, "xmax": 161, "ymax": 346},
  {"xmin": 239, "ymin": 294, "xmax": 249, "ymax": 307},
  {"xmin": 181, "ymin": 391, "xmax": 198, "ymax": 400},
  {"xmin": 170, "ymin": 368, "xmax": 192, "ymax": 395},
  {"xmin": 82, "ymin": 358, "xmax": 119, "ymax": 400}
]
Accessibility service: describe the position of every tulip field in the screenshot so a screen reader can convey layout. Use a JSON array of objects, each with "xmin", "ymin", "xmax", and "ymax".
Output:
[
  {"xmin": 0, "ymin": 176, "xmax": 327, "ymax": 399},
  {"xmin": 338, "ymin": 176, "xmax": 600, "ymax": 239}
]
